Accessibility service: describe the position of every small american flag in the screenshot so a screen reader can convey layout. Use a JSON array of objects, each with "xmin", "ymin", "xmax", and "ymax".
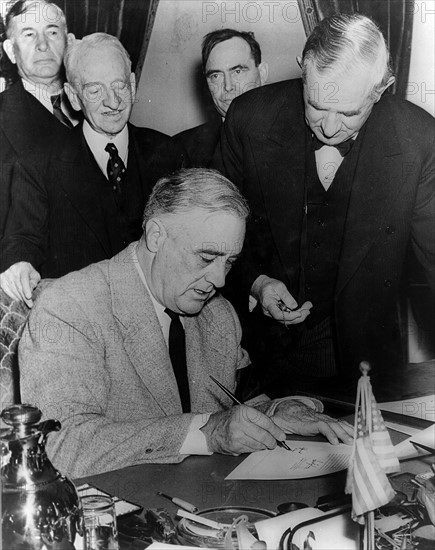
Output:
[{"xmin": 345, "ymin": 362, "xmax": 400, "ymax": 524}]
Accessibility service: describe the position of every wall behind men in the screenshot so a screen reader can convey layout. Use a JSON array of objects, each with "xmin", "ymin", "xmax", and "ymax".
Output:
[
  {"xmin": 131, "ymin": 0, "xmax": 435, "ymax": 136},
  {"xmin": 130, "ymin": 0, "xmax": 307, "ymax": 135}
]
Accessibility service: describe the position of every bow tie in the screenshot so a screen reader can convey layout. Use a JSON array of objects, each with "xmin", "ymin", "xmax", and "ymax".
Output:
[{"xmin": 312, "ymin": 135, "xmax": 355, "ymax": 157}]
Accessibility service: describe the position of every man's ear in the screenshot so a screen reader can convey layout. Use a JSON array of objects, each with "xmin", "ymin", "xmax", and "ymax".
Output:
[
  {"xmin": 129, "ymin": 72, "xmax": 136, "ymax": 103},
  {"xmin": 258, "ymin": 62, "xmax": 269, "ymax": 85},
  {"xmin": 374, "ymin": 76, "xmax": 396, "ymax": 102},
  {"xmin": 145, "ymin": 218, "xmax": 167, "ymax": 253},
  {"xmin": 64, "ymin": 82, "xmax": 82, "ymax": 112},
  {"xmin": 66, "ymin": 32, "xmax": 75, "ymax": 45},
  {"xmin": 3, "ymin": 39, "xmax": 16, "ymax": 64},
  {"xmin": 296, "ymin": 55, "xmax": 302, "ymax": 69}
]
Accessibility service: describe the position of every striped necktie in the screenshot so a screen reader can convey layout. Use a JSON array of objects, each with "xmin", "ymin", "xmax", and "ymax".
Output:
[{"xmin": 50, "ymin": 93, "xmax": 73, "ymax": 128}]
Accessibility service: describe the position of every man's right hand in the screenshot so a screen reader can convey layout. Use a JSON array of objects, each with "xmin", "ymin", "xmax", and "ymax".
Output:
[
  {"xmin": 251, "ymin": 275, "xmax": 312, "ymax": 325},
  {"xmin": 0, "ymin": 262, "xmax": 41, "ymax": 307},
  {"xmin": 201, "ymin": 404, "xmax": 287, "ymax": 455}
]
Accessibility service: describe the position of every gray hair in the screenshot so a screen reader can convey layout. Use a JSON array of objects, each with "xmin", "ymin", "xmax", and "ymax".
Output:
[
  {"xmin": 64, "ymin": 32, "xmax": 131, "ymax": 86},
  {"xmin": 301, "ymin": 13, "xmax": 393, "ymax": 97},
  {"xmin": 142, "ymin": 168, "xmax": 250, "ymax": 229}
]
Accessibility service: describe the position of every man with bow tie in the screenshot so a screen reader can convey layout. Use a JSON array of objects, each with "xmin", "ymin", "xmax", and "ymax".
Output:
[
  {"xmin": 218, "ymin": 13, "xmax": 434, "ymax": 395},
  {"xmin": 0, "ymin": 32, "xmax": 185, "ymax": 306}
]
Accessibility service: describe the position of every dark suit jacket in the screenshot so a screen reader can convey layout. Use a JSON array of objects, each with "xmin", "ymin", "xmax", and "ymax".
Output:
[
  {"xmin": 174, "ymin": 114, "xmax": 222, "ymax": 167},
  {"xmin": 0, "ymin": 122, "xmax": 186, "ymax": 277},
  {"xmin": 0, "ymin": 80, "xmax": 71, "ymax": 237},
  {"xmin": 220, "ymin": 79, "xmax": 435, "ymax": 380}
]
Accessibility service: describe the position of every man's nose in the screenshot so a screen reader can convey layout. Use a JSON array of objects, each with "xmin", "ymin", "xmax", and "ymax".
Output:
[
  {"xmin": 321, "ymin": 112, "xmax": 341, "ymax": 138},
  {"xmin": 36, "ymin": 33, "xmax": 49, "ymax": 51},
  {"xmin": 103, "ymin": 88, "xmax": 121, "ymax": 109},
  {"xmin": 206, "ymin": 261, "xmax": 227, "ymax": 289},
  {"xmin": 223, "ymin": 73, "xmax": 235, "ymax": 93}
]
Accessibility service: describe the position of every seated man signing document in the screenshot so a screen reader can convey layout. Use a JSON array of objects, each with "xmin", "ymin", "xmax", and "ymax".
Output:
[{"xmin": 19, "ymin": 169, "xmax": 352, "ymax": 477}]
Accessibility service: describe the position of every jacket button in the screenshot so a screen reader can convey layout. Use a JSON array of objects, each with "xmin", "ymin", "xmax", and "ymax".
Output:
[
  {"xmin": 386, "ymin": 225, "xmax": 395, "ymax": 234},
  {"xmin": 384, "ymin": 279, "xmax": 392, "ymax": 287},
  {"xmin": 313, "ymin": 241, "xmax": 320, "ymax": 248}
]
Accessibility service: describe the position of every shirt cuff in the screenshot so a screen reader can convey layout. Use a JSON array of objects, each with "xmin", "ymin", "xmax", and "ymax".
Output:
[
  {"xmin": 179, "ymin": 413, "xmax": 213, "ymax": 456},
  {"xmin": 265, "ymin": 396, "xmax": 324, "ymax": 416}
]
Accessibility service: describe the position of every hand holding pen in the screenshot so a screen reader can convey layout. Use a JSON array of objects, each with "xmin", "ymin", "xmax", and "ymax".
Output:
[{"xmin": 208, "ymin": 375, "xmax": 292, "ymax": 452}]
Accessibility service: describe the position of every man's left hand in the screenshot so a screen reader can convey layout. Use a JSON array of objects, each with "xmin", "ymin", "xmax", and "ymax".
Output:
[{"xmin": 272, "ymin": 401, "xmax": 354, "ymax": 445}]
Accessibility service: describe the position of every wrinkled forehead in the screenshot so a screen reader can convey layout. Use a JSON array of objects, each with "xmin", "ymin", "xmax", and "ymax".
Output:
[
  {"xmin": 9, "ymin": 1, "xmax": 66, "ymax": 32},
  {"xmin": 74, "ymin": 46, "xmax": 131, "ymax": 84},
  {"xmin": 303, "ymin": 63, "xmax": 374, "ymax": 106},
  {"xmin": 207, "ymin": 37, "xmax": 256, "ymax": 69}
]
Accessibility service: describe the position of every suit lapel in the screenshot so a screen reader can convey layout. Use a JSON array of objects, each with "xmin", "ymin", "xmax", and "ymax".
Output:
[
  {"xmin": 248, "ymin": 91, "xmax": 307, "ymax": 284},
  {"xmin": 128, "ymin": 124, "xmax": 153, "ymax": 197},
  {"xmin": 54, "ymin": 125, "xmax": 112, "ymax": 256},
  {"xmin": 2, "ymin": 80, "xmax": 62, "ymax": 155},
  {"xmin": 336, "ymin": 97, "xmax": 405, "ymax": 295},
  {"xmin": 109, "ymin": 245, "xmax": 182, "ymax": 415}
]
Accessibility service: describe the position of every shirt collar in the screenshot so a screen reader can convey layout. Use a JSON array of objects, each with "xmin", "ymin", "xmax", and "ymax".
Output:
[
  {"xmin": 21, "ymin": 78, "xmax": 61, "ymax": 114},
  {"xmin": 83, "ymin": 120, "xmax": 129, "ymax": 175}
]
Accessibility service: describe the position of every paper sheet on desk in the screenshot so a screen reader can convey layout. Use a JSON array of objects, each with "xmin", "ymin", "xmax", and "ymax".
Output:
[
  {"xmin": 379, "ymin": 394, "xmax": 434, "ymax": 422},
  {"xmin": 226, "ymin": 442, "xmax": 352, "ymax": 480},
  {"xmin": 255, "ymin": 507, "xmax": 359, "ymax": 550},
  {"xmin": 395, "ymin": 423, "xmax": 435, "ymax": 460}
]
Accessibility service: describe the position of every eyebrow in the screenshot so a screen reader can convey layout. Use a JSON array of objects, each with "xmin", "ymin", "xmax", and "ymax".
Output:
[
  {"xmin": 199, "ymin": 248, "xmax": 241, "ymax": 259},
  {"xmin": 205, "ymin": 64, "xmax": 249, "ymax": 77},
  {"xmin": 307, "ymin": 97, "xmax": 361, "ymax": 116},
  {"xmin": 19, "ymin": 24, "xmax": 61, "ymax": 32}
]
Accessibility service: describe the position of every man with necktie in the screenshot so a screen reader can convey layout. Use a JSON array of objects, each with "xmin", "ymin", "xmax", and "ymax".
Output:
[
  {"xmin": 0, "ymin": 0, "xmax": 79, "ymax": 237},
  {"xmin": 219, "ymin": 13, "xmax": 434, "ymax": 396},
  {"xmin": 18, "ymin": 168, "xmax": 353, "ymax": 477},
  {"xmin": 174, "ymin": 29, "xmax": 268, "ymax": 167},
  {"xmin": 0, "ymin": 32, "xmax": 186, "ymax": 306}
]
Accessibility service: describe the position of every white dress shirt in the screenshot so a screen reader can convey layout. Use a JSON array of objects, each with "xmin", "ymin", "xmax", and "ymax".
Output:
[{"xmin": 82, "ymin": 121, "xmax": 129, "ymax": 177}]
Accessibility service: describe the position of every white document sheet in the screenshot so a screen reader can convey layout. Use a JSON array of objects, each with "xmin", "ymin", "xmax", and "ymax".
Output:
[
  {"xmin": 226, "ymin": 442, "xmax": 352, "ymax": 480},
  {"xmin": 395, "ymin": 423, "xmax": 435, "ymax": 460},
  {"xmin": 379, "ymin": 395, "xmax": 435, "ymax": 422}
]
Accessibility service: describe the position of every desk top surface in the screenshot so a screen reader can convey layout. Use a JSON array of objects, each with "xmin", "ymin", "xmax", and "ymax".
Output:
[
  {"xmin": 77, "ymin": 436, "xmax": 433, "ymax": 517},
  {"xmin": 77, "ymin": 362, "xmax": 435, "ymax": 515}
]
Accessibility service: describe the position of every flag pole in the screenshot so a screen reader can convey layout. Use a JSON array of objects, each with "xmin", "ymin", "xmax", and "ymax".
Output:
[
  {"xmin": 359, "ymin": 362, "xmax": 374, "ymax": 550},
  {"xmin": 345, "ymin": 361, "xmax": 400, "ymax": 550}
]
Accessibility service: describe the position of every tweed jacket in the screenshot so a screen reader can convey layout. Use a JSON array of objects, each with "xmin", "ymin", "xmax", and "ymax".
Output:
[
  {"xmin": 19, "ymin": 243, "xmax": 250, "ymax": 478},
  {"xmin": 220, "ymin": 79, "xmax": 435, "ymax": 379}
]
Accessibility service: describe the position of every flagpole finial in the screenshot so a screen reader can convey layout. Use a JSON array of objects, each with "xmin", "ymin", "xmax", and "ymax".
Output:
[{"xmin": 359, "ymin": 361, "xmax": 371, "ymax": 375}]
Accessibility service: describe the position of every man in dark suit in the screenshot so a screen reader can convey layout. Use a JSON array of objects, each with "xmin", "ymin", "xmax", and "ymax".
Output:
[
  {"xmin": 0, "ymin": 32, "xmax": 185, "ymax": 306},
  {"xmin": 175, "ymin": 29, "xmax": 268, "ymax": 167},
  {"xmin": 0, "ymin": 0, "xmax": 79, "ymax": 237},
  {"xmin": 219, "ymin": 13, "xmax": 435, "ymax": 396}
]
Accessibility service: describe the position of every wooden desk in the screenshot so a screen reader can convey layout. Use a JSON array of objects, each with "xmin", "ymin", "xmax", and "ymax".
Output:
[{"xmin": 76, "ymin": 434, "xmax": 433, "ymax": 517}]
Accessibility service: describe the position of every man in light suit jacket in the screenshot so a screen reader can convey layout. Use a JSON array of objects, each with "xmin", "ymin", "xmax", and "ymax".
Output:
[
  {"xmin": 19, "ymin": 168, "xmax": 353, "ymax": 477},
  {"xmin": 219, "ymin": 14, "xmax": 435, "ymax": 396},
  {"xmin": 0, "ymin": 0, "xmax": 79, "ymax": 237},
  {"xmin": 175, "ymin": 29, "xmax": 268, "ymax": 167},
  {"xmin": 0, "ymin": 32, "xmax": 185, "ymax": 306}
]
